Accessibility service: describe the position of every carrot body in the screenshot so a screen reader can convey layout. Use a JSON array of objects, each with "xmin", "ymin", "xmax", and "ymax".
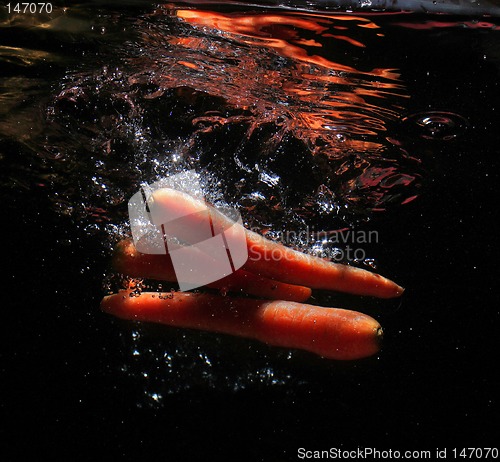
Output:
[
  {"xmin": 243, "ymin": 229, "xmax": 402, "ymax": 298},
  {"xmin": 101, "ymin": 291, "xmax": 383, "ymax": 360},
  {"xmin": 148, "ymin": 188, "xmax": 404, "ymax": 298},
  {"xmin": 113, "ymin": 239, "xmax": 312, "ymax": 302}
]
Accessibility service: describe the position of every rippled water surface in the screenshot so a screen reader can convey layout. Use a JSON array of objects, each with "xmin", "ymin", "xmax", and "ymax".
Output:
[
  {"xmin": 3, "ymin": 1, "xmax": 499, "ymax": 454},
  {"xmin": 4, "ymin": 4, "xmax": 496, "ymax": 231},
  {"xmin": 2, "ymin": 4, "xmax": 440, "ymax": 229}
]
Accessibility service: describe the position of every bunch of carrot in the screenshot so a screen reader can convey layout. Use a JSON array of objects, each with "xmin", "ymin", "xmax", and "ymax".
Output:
[{"xmin": 101, "ymin": 188, "xmax": 403, "ymax": 360}]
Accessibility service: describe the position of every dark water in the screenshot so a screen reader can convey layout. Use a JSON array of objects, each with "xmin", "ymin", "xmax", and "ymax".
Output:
[{"xmin": 2, "ymin": 1, "xmax": 499, "ymax": 459}]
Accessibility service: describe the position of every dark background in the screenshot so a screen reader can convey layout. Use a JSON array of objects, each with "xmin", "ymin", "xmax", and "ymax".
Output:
[{"xmin": 2, "ymin": 3, "xmax": 499, "ymax": 460}]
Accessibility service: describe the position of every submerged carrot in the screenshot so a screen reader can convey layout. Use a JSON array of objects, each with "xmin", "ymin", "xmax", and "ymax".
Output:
[
  {"xmin": 101, "ymin": 291, "xmax": 383, "ymax": 360},
  {"xmin": 113, "ymin": 239, "xmax": 312, "ymax": 302},
  {"xmin": 243, "ymin": 231, "xmax": 402, "ymax": 298},
  {"xmin": 148, "ymin": 188, "xmax": 404, "ymax": 298}
]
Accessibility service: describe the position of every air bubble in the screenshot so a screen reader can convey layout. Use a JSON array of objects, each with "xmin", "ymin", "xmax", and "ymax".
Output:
[{"xmin": 401, "ymin": 111, "xmax": 469, "ymax": 140}]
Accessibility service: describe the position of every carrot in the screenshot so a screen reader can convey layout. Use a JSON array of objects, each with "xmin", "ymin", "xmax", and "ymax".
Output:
[
  {"xmin": 101, "ymin": 290, "xmax": 383, "ymax": 360},
  {"xmin": 243, "ymin": 232, "xmax": 403, "ymax": 298},
  {"xmin": 113, "ymin": 239, "xmax": 312, "ymax": 302},
  {"xmin": 147, "ymin": 188, "xmax": 404, "ymax": 298}
]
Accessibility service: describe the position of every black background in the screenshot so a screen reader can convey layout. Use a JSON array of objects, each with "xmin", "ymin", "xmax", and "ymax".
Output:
[{"xmin": 2, "ymin": 4, "xmax": 499, "ymax": 460}]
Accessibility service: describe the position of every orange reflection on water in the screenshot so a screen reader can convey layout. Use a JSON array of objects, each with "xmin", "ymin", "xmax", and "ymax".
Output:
[
  {"xmin": 175, "ymin": 10, "xmax": 397, "ymax": 78},
  {"xmin": 141, "ymin": 7, "xmax": 407, "ymax": 157}
]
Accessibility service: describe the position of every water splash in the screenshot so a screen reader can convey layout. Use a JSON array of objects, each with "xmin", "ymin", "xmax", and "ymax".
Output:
[
  {"xmin": 34, "ymin": 6, "xmax": 422, "ymax": 240},
  {"xmin": 1, "ymin": 4, "xmax": 438, "ymax": 401}
]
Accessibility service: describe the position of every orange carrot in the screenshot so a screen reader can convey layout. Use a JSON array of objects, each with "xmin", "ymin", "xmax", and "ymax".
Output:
[
  {"xmin": 101, "ymin": 290, "xmax": 383, "ymax": 360},
  {"xmin": 148, "ymin": 188, "xmax": 404, "ymax": 298},
  {"xmin": 113, "ymin": 239, "xmax": 312, "ymax": 302},
  {"xmin": 243, "ymin": 231, "xmax": 403, "ymax": 298}
]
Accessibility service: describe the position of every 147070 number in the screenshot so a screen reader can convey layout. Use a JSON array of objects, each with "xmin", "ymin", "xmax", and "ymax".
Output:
[
  {"xmin": 452, "ymin": 448, "xmax": 499, "ymax": 459},
  {"xmin": 6, "ymin": 3, "xmax": 53, "ymax": 13}
]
